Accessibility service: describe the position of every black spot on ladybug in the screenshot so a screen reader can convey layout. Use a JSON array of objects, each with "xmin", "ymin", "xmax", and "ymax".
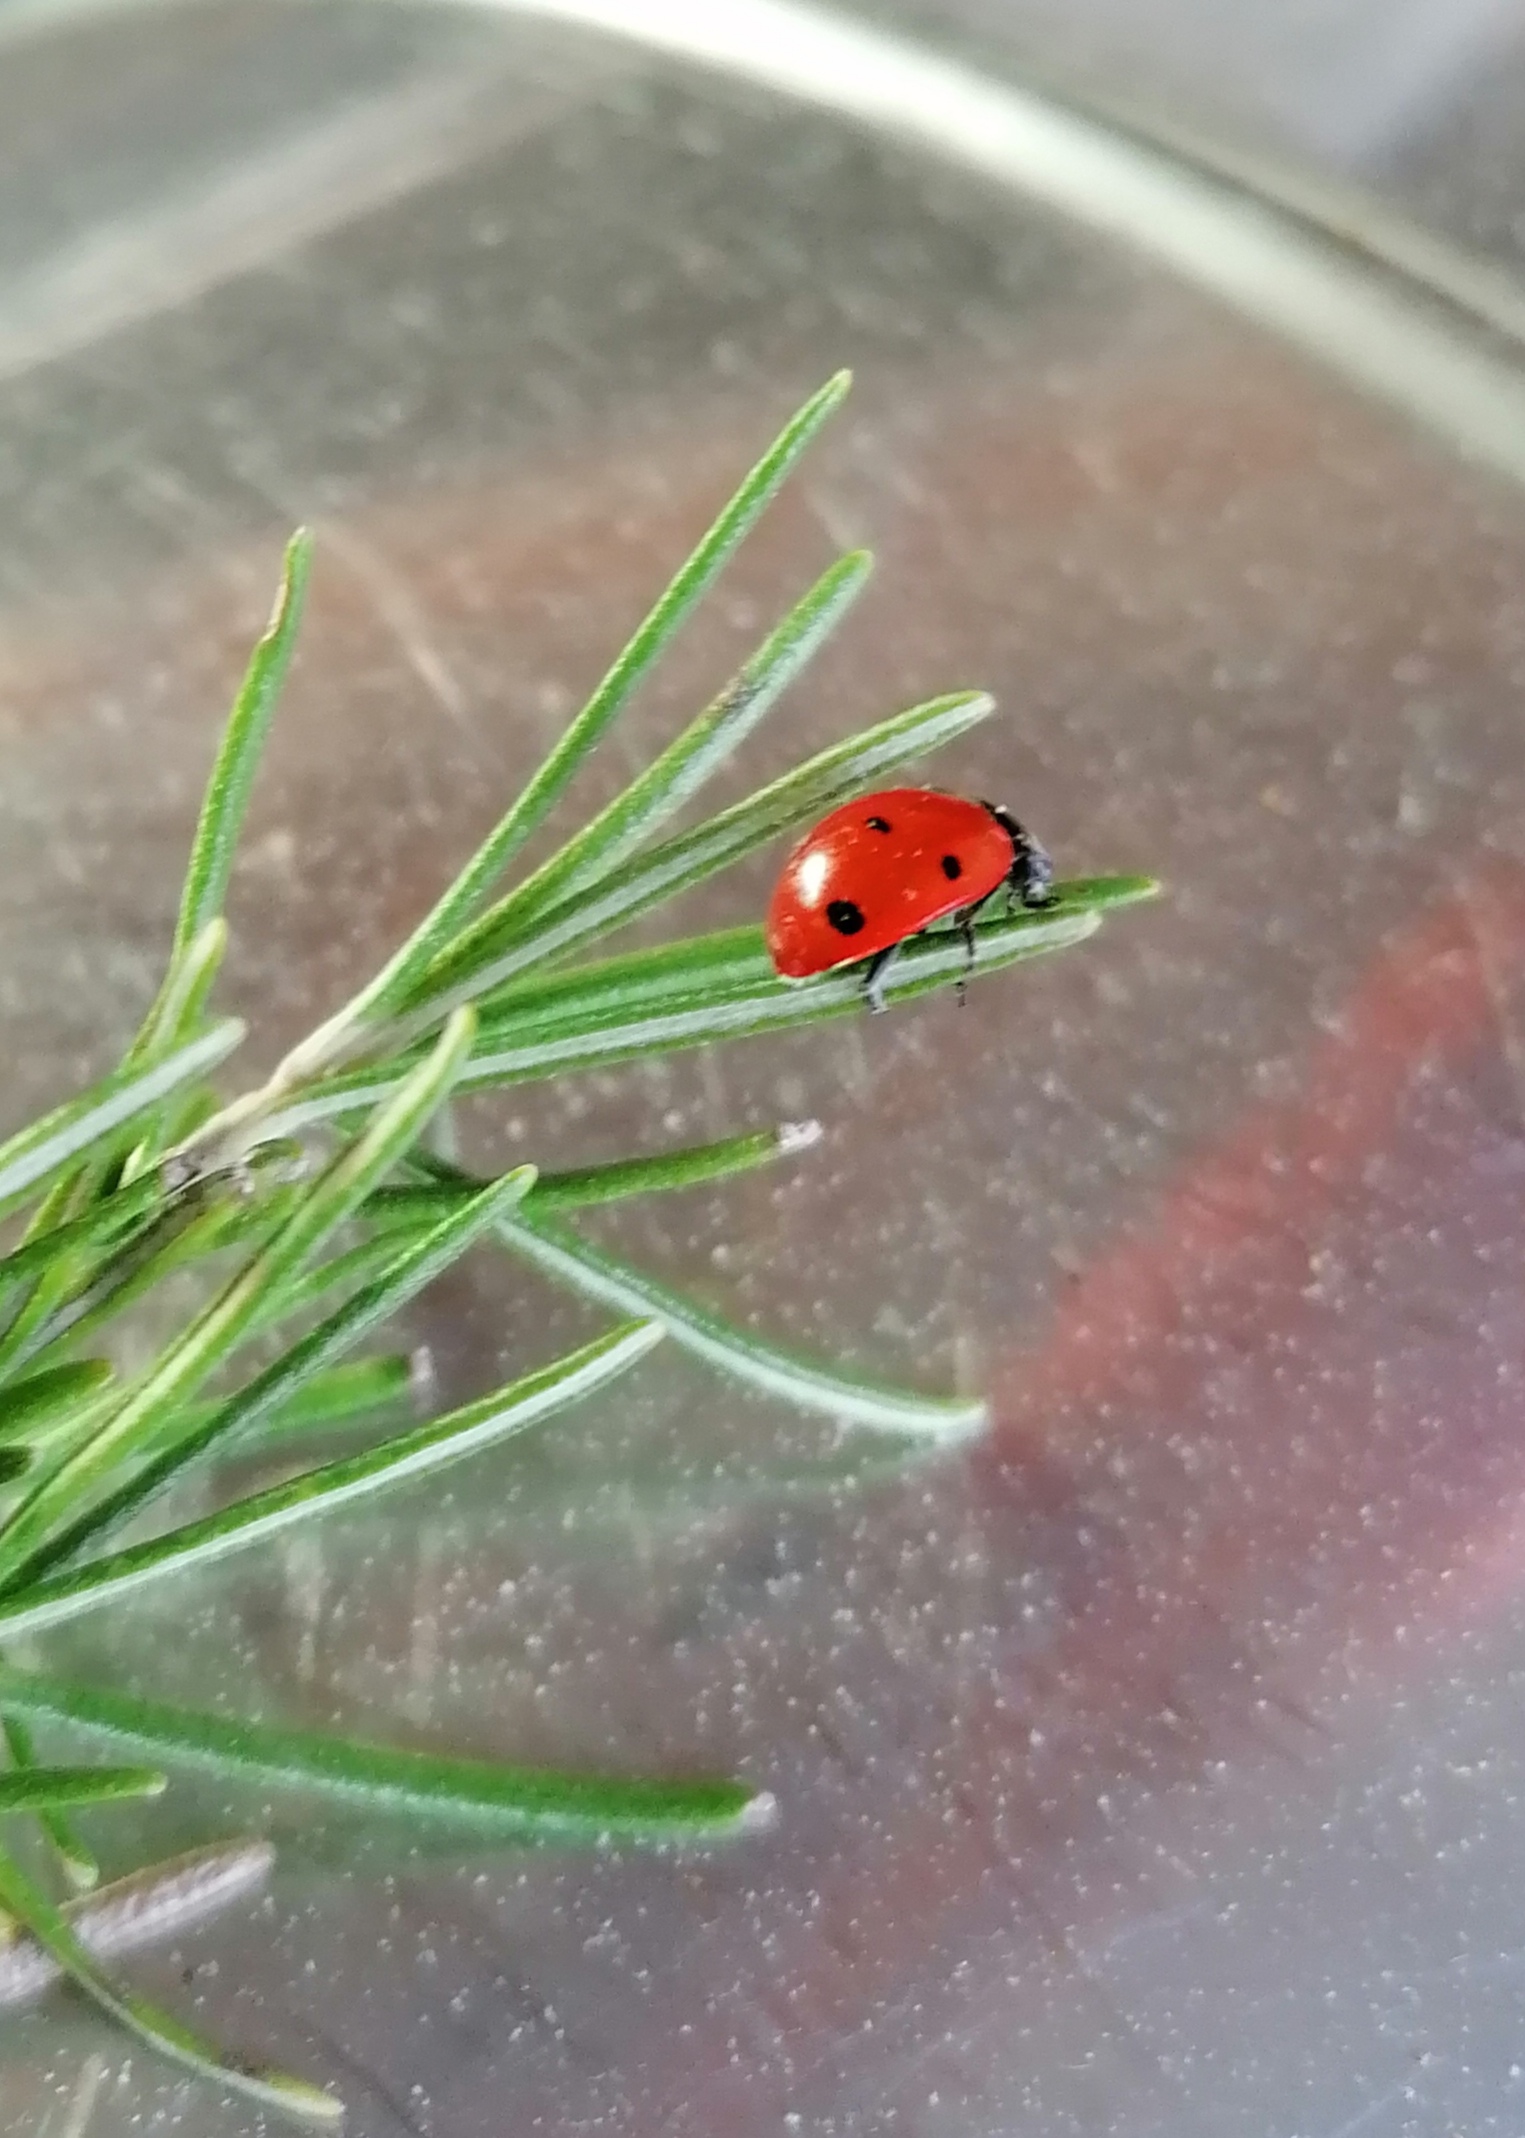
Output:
[
  {"xmin": 826, "ymin": 899, "xmax": 866, "ymax": 937},
  {"xmin": 864, "ymin": 815, "xmax": 892, "ymax": 832},
  {"xmin": 940, "ymin": 853, "xmax": 963, "ymax": 881}
]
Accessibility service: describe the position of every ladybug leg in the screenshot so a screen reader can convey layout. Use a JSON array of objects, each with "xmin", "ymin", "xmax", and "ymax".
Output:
[
  {"xmin": 953, "ymin": 887, "xmax": 1006, "ymax": 1003},
  {"xmin": 984, "ymin": 803, "xmax": 1056, "ymax": 908},
  {"xmin": 954, "ymin": 906, "xmax": 981, "ymax": 1007},
  {"xmin": 861, "ymin": 942, "xmax": 903, "ymax": 1015}
]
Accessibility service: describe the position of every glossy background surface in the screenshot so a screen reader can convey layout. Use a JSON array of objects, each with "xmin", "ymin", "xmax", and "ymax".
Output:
[{"xmin": 4, "ymin": 3, "xmax": 1525, "ymax": 2132}]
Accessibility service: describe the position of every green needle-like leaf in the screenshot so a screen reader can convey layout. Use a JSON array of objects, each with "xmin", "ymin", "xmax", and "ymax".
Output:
[
  {"xmin": 0, "ymin": 1324, "xmax": 663, "ymax": 1635},
  {"xmin": 256, "ymin": 1232, "xmax": 409, "ymax": 1330},
  {"xmin": 111, "ymin": 529, "xmax": 308, "ymax": 1132},
  {"xmin": 289, "ymin": 373, "xmax": 852, "ymax": 1059},
  {"xmin": 0, "ymin": 1009, "xmax": 477, "ymax": 1587},
  {"xmin": 23, "ymin": 1163, "xmax": 538, "ymax": 1581},
  {"xmin": 0, "ymin": 1173, "xmax": 167, "ymax": 1295},
  {"xmin": 122, "ymin": 915, "xmax": 230, "ymax": 1084},
  {"xmin": 274, "ymin": 885, "xmax": 1148, "ymax": 1128},
  {"xmin": 457, "ymin": 896, "xmax": 1121, "ymax": 1081},
  {"xmin": 0, "ymin": 1667, "xmax": 773, "ymax": 1846},
  {"xmin": 172, "ymin": 531, "xmax": 312, "ymax": 967},
  {"xmin": 475, "ymin": 546, "xmax": 874, "ymax": 933},
  {"xmin": 207, "ymin": 1353, "xmax": 415, "ymax": 1444},
  {"xmin": 404, "ymin": 686, "xmax": 997, "ymax": 1015},
  {"xmin": 383, "ymin": 1146, "xmax": 987, "ymax": 1439},
  {"xmin": 135, "ymin": 1357, "xmax": 416, "ymax": 1476},
  {"xmin": 2, "ymin": 1714, "xmax": 100, "ymax": 1890},
  {"xmin": 0, "ymin": 1363, "xmax": 115, "ymax": 1448},
  {"xmin": 106, "ymin": 528, "xmax": 308, "ymax": 1144},
  {"xmin": 370, "ymin": 1122, "xmax": 818, "ymax": 1229},
  {"xmin": 0, "ymin": 1840, "xmax": 342, "ymax": 2130},
  {"xmin": 494, "ymin": 869, "xmax": 1142, "ymax": 1017},
  {"xmin": 493, "ymin": 1209, "xmax": 985, "ymax": 1437},
  {"xmin": 0, "ymin": 1767, "xmax": 166, "ymax": 1813},
  {"xmin": 0, "ymin": 1020, "xmax": 243, "ymax": 1223}
]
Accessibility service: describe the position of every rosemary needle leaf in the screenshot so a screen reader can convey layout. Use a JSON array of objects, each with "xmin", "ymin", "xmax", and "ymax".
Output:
[
  {"xmin": 116, "ymin": 528, "xmax": 309, "ymax": 1086},
  {"xmin": 12, "ymin": 1197, "xmax": 252, "ymax": 1382},
  {"xmin": 0, "ymin": 1020, "xmax": 243, "ymax": 1223},
  {"xmin": 0, "ymin": 1323, "xmax": 664, "ymax": 1635},
  {"xmin": 0, "ymin": 1363, "xmax": 115, "ymax": 1448},
  {"xmin": 425, "ymin": 1165, "xmax": 987, "ymax": 1438},
  {"xmin": 455, "ymin": 898, "xmax": 1124, "ymax": 1083},
  {"xmin": 125, "ymin": 915, "xmax": 229, "ymax": 1073},
  {"xmin": 485, "ymin": 873, "xmax": 1157, "ymax": 1025},
  {"xmin": 257, "ymin": 1232, "xmax": 413, "ymax": 1331},
  {"xmin": 1, "ymin": 1713, "xmax": 101, "ymax": 1889},
  {"xmin": 0, "ymin": 1172, "xmax": 166, "ymax": 1295},
  {"xmin": 0, "ymin": 1840, "xmax": 342, "ymax": 2130},
  {"xmin": 188, "ymin": 1353, "xmax": 416, "ymax": 1446},
  {"xmin": 369, "ymin": 1123, "xmax": 817, "ymax": 1229},
  {"xmin": 172, "ymin": 530, "xmax": 312, "ymax": 966},
  {"xmin": 275, "ymin": 885, "xmax": 1151, "ymax": 1130},
  {"xmin": 120, "ymin": 1357, "xmax": 416, "ymax": 1488},
  {"xmin": 0, "ymin": 1666, "xmax": 774, "ymax": 1847},
  {"xmin": 0, "ymin": 1768, "xmax": 166, "ymax": 1813},
  {"xmin": 500, "ymin": 1214, "xmax": 985, "ymax": 1438}
]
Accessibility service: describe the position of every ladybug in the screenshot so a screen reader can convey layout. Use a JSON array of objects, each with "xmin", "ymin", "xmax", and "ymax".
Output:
[{"xmin": 765, "ymin": 787, "xmax": 1055, "ymax": 1014}]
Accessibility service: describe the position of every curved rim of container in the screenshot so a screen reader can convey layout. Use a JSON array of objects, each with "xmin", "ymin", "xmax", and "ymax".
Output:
[{"xmin": 7, "ymin": 0, "xmax": 1525, "ymax": 491}]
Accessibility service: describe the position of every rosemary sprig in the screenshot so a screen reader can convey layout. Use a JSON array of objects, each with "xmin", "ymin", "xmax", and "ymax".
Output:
[{"xmin": 0, "ymin": 374, "xmax": 1156, "ymax": 2121}]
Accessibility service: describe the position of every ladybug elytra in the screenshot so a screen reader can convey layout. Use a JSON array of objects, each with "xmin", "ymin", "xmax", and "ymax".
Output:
[{"xmin": 765, "ymin": 787, "xmax": 1054, "ymax": 1014}]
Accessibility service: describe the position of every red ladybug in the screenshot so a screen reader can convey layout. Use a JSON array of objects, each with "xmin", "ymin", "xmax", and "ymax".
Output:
[{"xmin": 765, "ymin": 787, "xmax": 1054, "ymax": 1014}]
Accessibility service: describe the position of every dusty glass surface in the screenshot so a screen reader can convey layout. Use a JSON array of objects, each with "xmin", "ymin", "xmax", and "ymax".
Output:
[{"xmin": 3, "ymin": 2, "xmax": 1525, "ymax": 2133}]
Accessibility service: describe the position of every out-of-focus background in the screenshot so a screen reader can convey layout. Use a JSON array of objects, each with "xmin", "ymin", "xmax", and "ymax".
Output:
[
  {"xmin": 901, "ymin": 0, "xmax": 1525, "ymax": 171},
  {"xmin": 6, "ymin": 2, "xmax": 1525, "ymax": 2133}
]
